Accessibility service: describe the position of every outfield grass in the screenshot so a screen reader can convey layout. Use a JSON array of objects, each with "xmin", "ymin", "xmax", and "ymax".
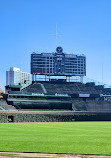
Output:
[{"xmin": 0, "ymin": 122, "xmax": 111, "ymax": 155}]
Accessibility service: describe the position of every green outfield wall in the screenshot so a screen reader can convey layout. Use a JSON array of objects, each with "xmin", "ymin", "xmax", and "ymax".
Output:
[{"xmin": 0, "ymin": 111, "xmax": 111, "ymax": 123}]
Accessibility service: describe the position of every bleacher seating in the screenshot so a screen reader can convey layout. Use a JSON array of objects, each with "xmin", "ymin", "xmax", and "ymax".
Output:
[
  {"xmin": 22, "ymin": 82, "xmax": 45, "ymax": 93},
  {"xmin": 0, "ymin": 100, "xmax": 17, "ymax": 111},
  {"xmin": 71, "ymin": 98, "xmax": 87, "ymax": 111},
  {"xmin": 22, "ymin": 81, "xmax": 108, "ymax": 94},
  {"xmin": 6, "ymin": 81, "xmax": 111, "ymax": 111},
  {"xmin": 86, "ymin": 100, "xmax": 111, "ymax": 111}
]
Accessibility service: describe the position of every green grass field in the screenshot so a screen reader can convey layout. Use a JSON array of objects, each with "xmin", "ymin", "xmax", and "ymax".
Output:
[{"xmin": 0, "ymin": 122, "xmax": 111, "ymax": 155}]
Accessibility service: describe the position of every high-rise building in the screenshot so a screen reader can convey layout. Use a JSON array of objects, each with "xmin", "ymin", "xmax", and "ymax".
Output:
[
  {"xmin": 6, "ymin": 67, "xmax": 30, "ymax": 86},
  {"xmin": 31, "ymin": 46, "xmax": 86, "ymax": 80},
  {"xmin": 0, "ymin": 86, "xmax": 3, "ymax": 93}
]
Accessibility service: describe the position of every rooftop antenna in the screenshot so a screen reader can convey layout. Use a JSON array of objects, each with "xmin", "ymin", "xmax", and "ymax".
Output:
[
  {"xmin": 56, "ymin": 24, "xmax": 58, "ymax": 47},
  {"xmin": 20, "ymin": 61, "xmax": 22, "ymax": 84},
  {"xmin": 102, "ymin": 63, "xmax": 104, "ymax": 85},
  {"xmin": 56, "ymin": 24, "xmax": 63, "ymax": 48},
  {"xmin": 50, "ymin": 24, "xmax": 62, "ymax": 48},
  {"xmin": 20, "ymin": 61, "xmax": 22, "ymax": 71}
]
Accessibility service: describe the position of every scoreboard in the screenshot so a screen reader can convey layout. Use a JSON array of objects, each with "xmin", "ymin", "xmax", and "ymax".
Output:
[{"xmin": 31, "ymin": 47, "xmax": 86, "ymax": 76}]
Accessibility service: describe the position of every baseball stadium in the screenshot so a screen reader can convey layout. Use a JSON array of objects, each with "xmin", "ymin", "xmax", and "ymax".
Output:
[{"xmin": 0, "ymin": 47, "xmax": 111, "ymax": 157}]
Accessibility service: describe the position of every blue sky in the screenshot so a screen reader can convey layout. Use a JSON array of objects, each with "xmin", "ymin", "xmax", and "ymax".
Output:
[{"xmin": 0, "ymin": 0, "xmax": 111, "ymax": 89}]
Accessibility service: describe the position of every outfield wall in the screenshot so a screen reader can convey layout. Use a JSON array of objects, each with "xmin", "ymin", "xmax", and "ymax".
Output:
[{"xmin": 1, "ymin": 111, "xmax": 111, "ymax": 123}]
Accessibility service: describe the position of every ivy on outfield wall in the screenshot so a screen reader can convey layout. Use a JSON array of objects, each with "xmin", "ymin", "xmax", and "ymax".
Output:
[{"xmin": 0, "ymin": 112, "xmax": 111, "ymax": 123}]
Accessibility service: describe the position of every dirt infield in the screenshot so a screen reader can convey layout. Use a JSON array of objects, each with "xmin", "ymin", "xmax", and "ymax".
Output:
[{"xmin": 0, "ymin": 152, "xmax": 111, "ymax": 158}]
